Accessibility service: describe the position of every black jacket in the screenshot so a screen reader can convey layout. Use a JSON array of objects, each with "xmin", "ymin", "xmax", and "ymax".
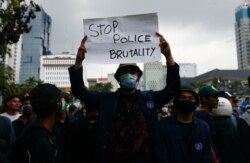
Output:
[
  {"xmin": 68, "ymin": 63, "xmax": 180, "ymax": 163},
  {"xmin": 159, "ymin": 115, "xmax": 211, "ymax": 163},
  {"xmin": 8, "ymin": 124, "xmax": 58, "ymax": 163}
]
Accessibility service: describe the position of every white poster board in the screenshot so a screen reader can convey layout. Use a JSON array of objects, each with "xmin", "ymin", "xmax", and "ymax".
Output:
[{"xmin": 83, "ymin": 13, "xmax": 161, "ymax": 64}]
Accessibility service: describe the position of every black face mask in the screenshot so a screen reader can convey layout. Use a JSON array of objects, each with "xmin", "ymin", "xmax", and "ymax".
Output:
[{"xmin": 175, "ymin": 100, "xmax": 196, "ymax": 115}]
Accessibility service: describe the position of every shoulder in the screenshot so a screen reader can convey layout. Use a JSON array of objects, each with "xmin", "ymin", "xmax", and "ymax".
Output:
[
  {"xmin": 0, "ymin": 115, "xmax": 11, "ymax": 123},
  {"xmin": 0, "ymin": 116, "xmax": 12, "ymax": 130},
  {"xmin": 193, "ymin": 117, "xmax": 210, "ymax": 131},
  {"xmin": 29, "ymin": 131, "xmax": 55, "ymax": 155},
  {"xmin": 32, "ymin": 136, "xmax": 54, "ymax": 148}
]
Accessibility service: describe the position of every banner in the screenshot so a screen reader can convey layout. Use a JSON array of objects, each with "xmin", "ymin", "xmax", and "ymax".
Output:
[{"xmin": 83, "ymin": 13, "xmax": 161, "ymax": 64}]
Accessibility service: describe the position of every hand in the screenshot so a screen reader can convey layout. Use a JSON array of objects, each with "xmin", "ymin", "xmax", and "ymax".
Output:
[
  {"xmin": 156, "ymin": 32, "xmax": 175, "ymax": 65},
  {"xmin": 75, "ymin": 36, "xmax": 87, "ymax": 66},
  {"xmin": 156, "ymin": 32, "xmax": 171, "ymax": 57},
  {"xmin": 59, "ymin": 109, "xmax": 67, "ymax": 123}
]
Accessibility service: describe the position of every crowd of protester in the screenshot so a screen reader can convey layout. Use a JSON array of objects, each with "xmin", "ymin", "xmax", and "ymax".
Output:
[{"xmin": 0, "ymin": 33, "xmax": 250, "ymax": 163}]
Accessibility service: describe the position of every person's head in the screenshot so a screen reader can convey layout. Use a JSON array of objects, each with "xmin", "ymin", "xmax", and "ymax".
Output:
[
  {"xmin": 212, "ymin": 97, "xmax": 232, "ymax": 117},
  {"xmin": 4, "ymin": 95, "xmax": 21, "ymax": 114},
  {"xmin": 218, "ymin": 91, "xmax": 233, "ymax": 104},
  {"xmin": 68, "ymin": 104, "xmax": 77, "ymax": 115},
  {"xmin": 114, "ymin": 63, "xmax": 142, "ymax": 92},
  {"xmin": 30, "ymin": 83, "xmax": 61, "ymax": 120},
  {"xmin": 21, "ymin": 105, "xmax": 33, "ymax": 118},
  {"xmin": 161, "ymin": 105, "xmax": 169, "ymax": 116},
  {"xmin": 245, "ymin": 105, "xmax": 250, "ymax": 111},
  {"xmin": 173, "ymin": 85, "xmax": 199, "ymax": 115},
  {"xmin": 198, "ymin": 85, "xmax": 220, "ymax": 111},
  {"xmin": 22, "ymin": 96, "xmax": 31, "ymax": 106}
]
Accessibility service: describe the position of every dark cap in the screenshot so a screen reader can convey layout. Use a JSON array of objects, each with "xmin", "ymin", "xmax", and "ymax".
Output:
[
  {"xmin": 114, "ymin": 63, "xmax": 142, "ymax": 81},
  {"xmin": 218, "ymin": 91, "xmax": 233, "ymax": 99},
  {"xmin": 178, "ymin": 85, "xmax": 199, "ymax": 106},
  {"xmin": 30, "ymin": 83, "xmax": 61, "ymax": 117},
  {"xmin": 198, "ymin": 85, "xmax": 220, "ymax": 97}
]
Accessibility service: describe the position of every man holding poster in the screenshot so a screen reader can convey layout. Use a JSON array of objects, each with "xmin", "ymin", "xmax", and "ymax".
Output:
[{"xmin": 68, "ymin": 14, "xmax": 180, "ymax": 163}]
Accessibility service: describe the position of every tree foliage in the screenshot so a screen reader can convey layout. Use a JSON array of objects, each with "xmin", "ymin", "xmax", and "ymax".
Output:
[
  {"xmin": 1, "ymin": 75, "xmax": 43, "ymax": 105},
  {"xmin": 0, "ymin": 63, "xmax": 14, "ymax": 92},
  {"xmin": 0, "ymin": 0, "xmax": 40, "ymax": 61}
]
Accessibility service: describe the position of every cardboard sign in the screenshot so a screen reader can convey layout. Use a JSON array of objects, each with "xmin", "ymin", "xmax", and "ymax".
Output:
[{"xmin": 83, "ymin": 13, "xmax": 161, "ymax": 64}]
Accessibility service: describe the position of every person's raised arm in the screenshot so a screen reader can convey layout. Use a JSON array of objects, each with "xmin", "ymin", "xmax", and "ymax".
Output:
[
  {"xmin": 75, "ymin": 36, "xmax": 87, "ymax": 67},
  {"xmin": 156, "ymin": 32, "xmax": 175, "ymax": 66}
]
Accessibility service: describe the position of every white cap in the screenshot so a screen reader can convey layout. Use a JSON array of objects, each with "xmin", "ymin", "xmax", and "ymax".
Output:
[
  {"xmin": 161, "ymin": 107, "xmax": 168, "ymax": 113},
  {"xmin": 212, "ymin": 97, "xmax": 232, "ymax": 116}
]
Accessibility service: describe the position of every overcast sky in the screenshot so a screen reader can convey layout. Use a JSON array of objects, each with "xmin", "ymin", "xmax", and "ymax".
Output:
[{"xmin": 36, "ymin": 0, "xmax": 243, "ymax": 78}]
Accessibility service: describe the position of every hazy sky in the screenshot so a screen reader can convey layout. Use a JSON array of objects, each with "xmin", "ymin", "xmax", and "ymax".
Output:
[{"xmin": 36, "ymin": 0, "xmax": 243, "ymax": 78}]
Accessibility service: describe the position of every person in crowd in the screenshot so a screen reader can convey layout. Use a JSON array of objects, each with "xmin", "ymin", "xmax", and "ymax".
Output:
[
  {"xmin": 238, "ymin": 105, "xmax": 250, "ymax": 126},
  {"xmin": 68, "ymin": 32, "xmax": 180, "ymax": 163},
  {"xmin": 21, "ymin": 96, "xmax": 31, "ymax": 106},
  {"xmin": 194, "ymin": 85, "xmax": 220, "ymax": 163},
  {"xmin": 158, "ymin": 105, "xmax": 170, "ymax": 120},
  {"xmin": 12, "ymin": 105, "xmax": 33, "ymax": 138},
  {"xmin": 160, "ymin": 85, "xmax": 212, "ymax": 163},
  {"xmin": 64, "ymin": 103, "xmax": 99, "ymax": 163},
  {"xmin": 67, "ymin": 104, "xmax": 78, "ymax": 124},
  {"xmin": 212, "ymin": 97, "xmax": 237, "ymax": 163},
  {"xmin": 0, "ymin": 115, "xmax": 15, "ymax": 162},
  {"xmin": 239, "ymin": 96, "xmax": 250, "ymax": 116},
  {"xmin": 8, "ymin": 83, "xmax": 62, "ymax": 163},
  {"xmin": 218, "ymin": 91, "xmax": 239, "ymax": 127},
  {"xmin": 1, "ymin": 95, "xmax": 21, "ymax": 122},
  {"xmin": 194, "ymin": 85, "xmax": 220, "ymax": 137},
  {"xmin": 231, "ymin": 96, "xmax": 240, "ymax": 116},
  {"xmin": 233, "ymin": 102, "xmax": 250, "ymax": 163}
]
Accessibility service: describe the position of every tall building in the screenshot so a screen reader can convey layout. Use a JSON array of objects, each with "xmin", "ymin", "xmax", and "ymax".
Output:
[
  {"xmin": 144, "ymin": 62, "xmax": 164, "ymax": 91},
  {"xmin": 235, "ymin": 1, "xmax": 250, "ymax": 69},
  {"xmin": 19, "ymin": 9, "xmax": 52, "ymax": 83},
  {"xmin": 40, "ymin": 53, "xmax": 88, "ymax": 90},
  {"xmin": 4, "ymin": 38, "xmax": 22, "ymax": 83}
]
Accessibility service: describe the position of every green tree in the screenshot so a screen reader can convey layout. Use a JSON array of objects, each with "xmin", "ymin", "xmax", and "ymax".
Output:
[
  {"xmin": 89, "ymin": 82, "xmax": 113, "ymax": 92},
  {"xmin": 1, "ymin": 76, "xmax": 43, "ymax": 106},
  {"xmin": 19, "ymin": 76, "xmax": 43, "ymax": 97},
  {"xmin": 0, "ymin": 0, "xmax": 40, "ymax": 61},
  {"xmin": 0, "ymin": 64, "xmax": 14, "ymax": 94}
]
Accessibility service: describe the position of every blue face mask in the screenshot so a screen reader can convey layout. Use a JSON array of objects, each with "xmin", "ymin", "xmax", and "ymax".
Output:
[{"xmin": 119, "ymin": 73, "xmax": 138, "ymax": 89}]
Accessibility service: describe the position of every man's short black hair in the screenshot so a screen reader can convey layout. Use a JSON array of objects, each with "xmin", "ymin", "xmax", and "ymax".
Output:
[
  {"xmin": 30, "ymin": 83, "xmax": 61, "ymax": 119},
  {"xmin": 4, "ymin": 95, "xmax": 20, "ymax": 107}
]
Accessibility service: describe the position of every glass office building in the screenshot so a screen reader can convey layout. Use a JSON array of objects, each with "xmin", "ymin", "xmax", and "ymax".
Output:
[
  {"xmin": 19, "ymin": 9, "xmax": 51, "ymax": 83},
  {"xmin": 235, "ymin": 2, "xmax": 250, "ymax": 69}
]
